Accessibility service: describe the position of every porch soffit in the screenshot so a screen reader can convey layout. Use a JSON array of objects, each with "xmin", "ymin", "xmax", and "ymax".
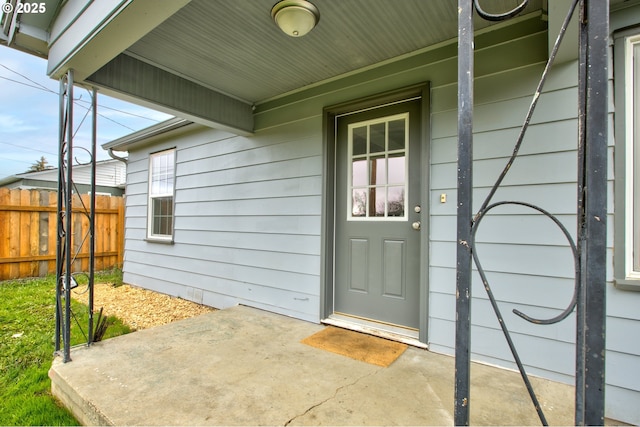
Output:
[{"xmin": 121, "ymin": 0, "xmax": 545, "ymax": 105}]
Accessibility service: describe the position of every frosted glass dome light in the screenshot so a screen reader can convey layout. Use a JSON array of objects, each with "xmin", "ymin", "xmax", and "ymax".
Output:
[{"xmin": 271, "ymin": 0, "xmax": 320, "ymax": 37}]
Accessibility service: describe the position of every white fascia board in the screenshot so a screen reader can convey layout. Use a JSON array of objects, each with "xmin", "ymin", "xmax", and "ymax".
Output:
[
  {"xmin": 12, "ymin": 23, "xmax": 50, "ymax": 57},
  {"xmin": 101, "ymin": 117, "xmax": 197, "ymax": 152},
  {"xmin": 47, "ymin": 0, "xmax": 189, "ymax": 81}
]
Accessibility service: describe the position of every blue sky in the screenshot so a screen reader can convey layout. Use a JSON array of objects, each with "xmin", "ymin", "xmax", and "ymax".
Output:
[{"xmin": 0, "ymin": 45, "xmax": 173, "ymax": 179}]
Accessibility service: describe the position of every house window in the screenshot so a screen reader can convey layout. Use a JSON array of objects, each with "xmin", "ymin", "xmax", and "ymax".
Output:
[
  {"xmin": 614, "ymin": 30, "xmax": 640, "ymax": 290},
  {"xmin": 148, "ymin": 149, "xmax": 175, "ymax": 241}
]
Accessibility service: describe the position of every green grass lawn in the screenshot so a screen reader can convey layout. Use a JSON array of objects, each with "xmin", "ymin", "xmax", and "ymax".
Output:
[{"xmin": 0, "ymin": 269, "xmax": 132, "ymax": 426}]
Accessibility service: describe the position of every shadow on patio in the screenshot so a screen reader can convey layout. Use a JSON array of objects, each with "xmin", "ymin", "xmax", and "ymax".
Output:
[{"xmin": 49, "ymin": 305, "xmax": 575, "ymax": 425}]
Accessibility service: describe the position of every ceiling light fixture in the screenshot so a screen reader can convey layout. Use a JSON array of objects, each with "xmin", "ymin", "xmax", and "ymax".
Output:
[{"xmin": 271, "ymin": 0, "xmax": 320, "ymax": 37}]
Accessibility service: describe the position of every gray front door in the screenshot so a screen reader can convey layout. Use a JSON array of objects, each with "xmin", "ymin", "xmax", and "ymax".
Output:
[{"xmin": 334, "ymin": 98, "xmax": 422, "ymax": 329}]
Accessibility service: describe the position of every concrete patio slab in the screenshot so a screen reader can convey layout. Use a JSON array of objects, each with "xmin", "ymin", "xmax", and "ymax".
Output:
[{"xmin": 49, "ymin": 305, "xmax": 576, "ymax": 425}]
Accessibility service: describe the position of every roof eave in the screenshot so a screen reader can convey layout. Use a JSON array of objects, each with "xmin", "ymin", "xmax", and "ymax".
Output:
[{"xmin": 101, "ymin": 117, "xmax": 195, "ymax": 152}]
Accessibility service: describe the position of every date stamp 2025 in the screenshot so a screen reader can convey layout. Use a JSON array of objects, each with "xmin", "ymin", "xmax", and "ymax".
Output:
[{"xmin": 2, "ymin": 2, "xmax": 46, "ymax": 14}]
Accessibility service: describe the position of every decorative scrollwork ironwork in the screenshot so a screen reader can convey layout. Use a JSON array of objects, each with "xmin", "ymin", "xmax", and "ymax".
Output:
[
  {"xmin": 463, "ymin": 0, "xmax": 582, "ymax": 425},
  {"xmin": 55, "ymin": 71, "xmax": 98, "ymax": 363},
  {"xmin": 473, "ymin": 0, "xmax": 529, "ymax": 22},
  {"xmin": 472, "ymin": 201, "xmax": 579, "ymax": 325}
]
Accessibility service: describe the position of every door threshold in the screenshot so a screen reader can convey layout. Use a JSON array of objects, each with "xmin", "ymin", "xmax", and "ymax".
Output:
[{"xmin": 323, "ymin": 313, "xmax": 428, "ymax": 349}]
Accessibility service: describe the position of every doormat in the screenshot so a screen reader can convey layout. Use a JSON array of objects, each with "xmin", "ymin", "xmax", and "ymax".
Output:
[{"xmin": 301, "ymin": 326, "xmax": 408, "ymax": 367}]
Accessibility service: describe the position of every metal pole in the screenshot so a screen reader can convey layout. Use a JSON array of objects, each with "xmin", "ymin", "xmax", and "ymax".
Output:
[
  {"xmin": 575, "ymin": 2, "xmax": 588, "ymax": 423},
  {"xmin": 55, "ymin": 76, "xmax": 65, "ymax": 354},
  {"xmin": 63, "ymin": 69, "xmax": 74, "ymax": 363},
  {"xmin": 580, "ymin": 0, "xmax": 608, "ymax": 423},
  {"xmin": 88, "ymin": 87, "xmax": 97, "ymax": 344},
  {"xmin": 455, "ymin": 1, "xmax": 474, "ymax": 425}
]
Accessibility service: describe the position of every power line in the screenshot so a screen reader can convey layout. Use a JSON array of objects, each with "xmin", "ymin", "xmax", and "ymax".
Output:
[
  {"xmin": 0, "ymin": 72, "xmax": 135, "ymax": 130},
  {"xmin": 0, "ymin": 155, "xmax": 35, "ymax": 165},
  {"xmin": 0, "ymin": 75, "xmax": 54, "ymax": 93},
  {"xmin": 75, "ymin": 98, "xmax": 160, "ymax": 122},
  {"xmin": 0, "ymin": 63, "xmax": 56, "ymax": 94},
  {"xmin": 0, "ymin": 64, "xmax": 168, "ymax": 128},
  {"xmin": 0, "ymin": 140, "xmax": 58, "ymax": 156}
]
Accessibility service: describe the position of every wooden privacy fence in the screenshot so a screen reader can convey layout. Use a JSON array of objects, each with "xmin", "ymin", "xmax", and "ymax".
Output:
[{"xmin": 0, "ymin": 188, "xmax": 124, "ymax": 281}]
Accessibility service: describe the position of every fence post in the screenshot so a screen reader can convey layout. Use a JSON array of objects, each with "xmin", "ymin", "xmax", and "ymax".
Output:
[{"xmin": 117, "ymin": 199, "xmax": 125, "ymax": 268}]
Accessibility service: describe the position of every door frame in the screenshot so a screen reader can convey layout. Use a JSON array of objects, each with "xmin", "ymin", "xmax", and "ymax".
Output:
[{"xmin": 320, "ymin": 83, "xmax": 431, "ymax": 345}]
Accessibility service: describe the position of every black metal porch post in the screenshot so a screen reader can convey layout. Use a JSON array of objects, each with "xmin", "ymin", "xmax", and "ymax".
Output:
[
  {"xmin": 455, "ymin": 1, "xmax": 474, "ymax": 425},
  {"xmin": 577, "ymin": 0, "xmax": 608, "ymax": 424},
  {"xmin": 55, "ymin": 76, "xmax": 65, "ymax": 355},
  {"xmin": 88, "ymin": 87, "xmax": 97, "ymax": 345},
  {"xmin": 64, "ymin": 70, "xmax": 74, "ymax": 363}
]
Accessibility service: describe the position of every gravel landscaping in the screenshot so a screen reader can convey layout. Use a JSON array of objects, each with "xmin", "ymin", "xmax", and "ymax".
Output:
[{"xmin": 72, "ymin": 282, "xmax": 216, "ymax": 330}]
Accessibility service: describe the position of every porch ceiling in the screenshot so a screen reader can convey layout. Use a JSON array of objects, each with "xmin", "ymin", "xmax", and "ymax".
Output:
[{"xmin": 123, "ymin": 0, "xmax": 544, "ymax": 105}]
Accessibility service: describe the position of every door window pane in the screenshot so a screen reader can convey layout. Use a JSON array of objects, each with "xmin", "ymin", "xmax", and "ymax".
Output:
[
  {"xmin": 388, "ymin": 119, "xmax": 405, "ymax": 151},
  {"xmin": 370, "ymin": 123, "xmax": 386, "ymax": 153},
  {"xmin": 371, "ymin": 187, "xmax": 386, "ymax": 217},
  {"xmin": 352, "ymin": 159, "xmax": 368, "ymax": 187},
  {"xmin": 370, "ymin": 155, "xmax": 386, "ymax": 186},
  {"xmin": 352, "ymin": 189, "xmax": 367, "ymax": 217},
  {"xmin": 352, "ymin": 126, "xmax": 367, "ymax": 155},
  {"xmin": 388, "ymin": 186, "xmax": 405, "ymax": 217},
  {"xmin": 348, "ymin": 113, "xmax": 408, "ymax": 220},
  {"xmin": 388, "ymin": 154, "xmax": 405, "ymax": 185}
]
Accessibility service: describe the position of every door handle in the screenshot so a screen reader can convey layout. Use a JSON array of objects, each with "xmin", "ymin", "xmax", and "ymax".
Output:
[{"xmin": 412, "ymin": 221, "xmax": 421, "ymax": 230}]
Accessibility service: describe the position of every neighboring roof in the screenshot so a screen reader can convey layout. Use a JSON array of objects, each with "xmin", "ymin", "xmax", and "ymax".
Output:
[
  {"xmin": 0, "ymin": 158, "xmax": 126, "ymax": 188},
  {"xmin": 102, "ymin": 117, "xmax": 196, "ymax": 152}
]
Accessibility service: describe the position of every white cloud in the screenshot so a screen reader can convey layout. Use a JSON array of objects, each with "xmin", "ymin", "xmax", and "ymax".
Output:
[{"xmin": 0, "ymin": 114, "xmax": 38, "ymax": 132}]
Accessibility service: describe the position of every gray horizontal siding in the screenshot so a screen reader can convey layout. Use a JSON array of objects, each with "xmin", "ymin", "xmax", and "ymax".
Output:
[
  {"xmin": 122, "ymin": 116, "xmax": 323, "ymax": 321},
  {"xmin": 430, "ymin": 241, "xmax": 580, "ymax": 279},
  {"xmin": 429, "ymin": 292, "xmax": 577, "ymax": 343},
  {"xmin": 175, "ymin": 196, "xmax": 322, "ymax": 217},
  {"xmin": 122, "ymin": 269, "xmax": 319, "ymax": 323},
  {"xmin": 431, "ymin": 86, "xmax": 579, "ymax": 139},
  {"xmin": 177, "ymin": 157, "xmax": 321, "ymax": 188},
  {"xmin": 429, "ymin": 183, "xmax": 616, "ymax": 214},
  {"xmin": 425, "ymin": 28, "xmax": 590, "ymax": 388},
  {"xmin": 174, "ymin": 215, "xmax": 320, "ymax": 235},
  {"xmin": 429, "ymin": 267, "xmax": 576, "ymax": 311},
  {"xmin": 125, "ymin": 235, "xmax": 319, "ymax": 269},
  {"xmin": 427, "ymin": 52, "xmax": 586, "ymax": 371},
  {"xmin": 176, "ymin": 230, "xmax": 320, "ymax": 255},
  {"xmin": 432, "ymin": 119, "xmax": 579, "ymax": 164},
  {"xmin": 432, "ymin": 214, "xmax": 576, "ymax": 245},
  {"xmin": 176, "ymin": 177, "xmax": 322, "ymax": 202},
  {"xmin": 431, "ymin": 151, "xmax": 581, "ymax": 189},
  {"xmin": 427, "ymin": 317, "xmax": 576, "ymax": 383},
  {"xmin": 123, "ymin": 249, "xmax": 319, "ymax": 293}
]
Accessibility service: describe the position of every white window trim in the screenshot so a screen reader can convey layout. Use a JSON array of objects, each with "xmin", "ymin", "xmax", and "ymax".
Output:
[
  {"xmin": 346, "ymin": 113, "xmax": 410, "ymax": 222},
  {"xmin": 614, "ymin": 29, "xmax": 640, "ymax": 290},
  {"xmin": 147, "ymin": 148, "xmax": 176, "ymax": 242},
  {"xmin": 624, "ymin": 35, "xmax": 640, "ymax": 280}
]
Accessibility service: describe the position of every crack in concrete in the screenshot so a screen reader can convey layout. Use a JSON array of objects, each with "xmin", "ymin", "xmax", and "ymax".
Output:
[{"xmin": 284, "ymin": 369, "xmax": 378, "ymax": 426}]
